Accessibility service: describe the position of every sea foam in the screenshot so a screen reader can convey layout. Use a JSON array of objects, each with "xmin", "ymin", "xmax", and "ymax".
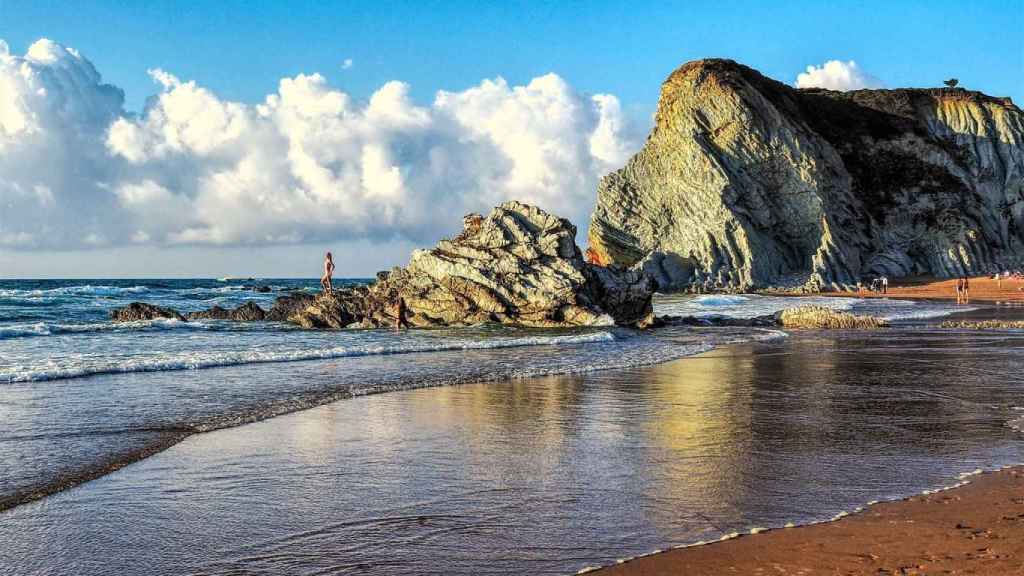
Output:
[{"xmin": 2, "ymin": 330, "xmax": 620, "ymax": 383}]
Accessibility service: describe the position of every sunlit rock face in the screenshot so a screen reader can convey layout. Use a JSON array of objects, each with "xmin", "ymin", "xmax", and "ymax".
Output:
[
  {"xmin": 290, "ymin": 201, "xmax": 657, "ymax": 328},
  {"xmin": 589, "ymin": 59, "xmax": 1024, "ymax": 291}
]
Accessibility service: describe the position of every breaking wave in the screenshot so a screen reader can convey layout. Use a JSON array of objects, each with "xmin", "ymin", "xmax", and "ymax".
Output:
[
  {"xmin": 0, "ymin": 285, "xmax": 151, "ymax": 299},
  {"xmin": 2, "ymin": 331, "xmax": 619, "ymax": 383},
  {"xmin": 0, "ymin": 318, "xmax": 282, "ymax": 340}
]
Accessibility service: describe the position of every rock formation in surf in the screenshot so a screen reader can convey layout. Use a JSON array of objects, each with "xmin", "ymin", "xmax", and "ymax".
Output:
[
  {"xmin": 185, "ymin": 301, "xmax": 266, "ymax": 321},
  {"xmin": 113, "ymin": 202, "xmax": 657, "ymax": 329},
  {"xmin": 290, "ymin": 201, "xmax": 657, "ymax": 328},
  {"xmin": 775, "ymin": 306, "xmax": 887, "ymax": 329},
  {"xmin": 110, "ymin": 302, "xmax": 186, "ymax": 322},
  {"xmin": 588, "ymin": 59, "xmax": 1024, "ymax": 291}
]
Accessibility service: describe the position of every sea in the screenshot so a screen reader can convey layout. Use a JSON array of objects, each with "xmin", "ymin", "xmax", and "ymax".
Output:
[{"xmin": 1, "ymin": 279, "xmax": 1022, "ymax": 575}]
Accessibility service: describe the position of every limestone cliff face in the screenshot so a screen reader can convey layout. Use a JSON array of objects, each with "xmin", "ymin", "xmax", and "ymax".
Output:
[{"xmin": 589, "ymin": 59, "xmax": 1024, "ymax": 290}]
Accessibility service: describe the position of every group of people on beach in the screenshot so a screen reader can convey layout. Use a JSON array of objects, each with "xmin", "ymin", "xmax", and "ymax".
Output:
[
  {"xmin": 321, "ymin": 252, "xmax": 408, "ymax": 329},
  {"xmin": 993, "ymin": 270, "xmax": 1024, "ymax": 289},
  {"xmin": 866, "ymin": 276, "xmax": 889, "ymax": 294}
]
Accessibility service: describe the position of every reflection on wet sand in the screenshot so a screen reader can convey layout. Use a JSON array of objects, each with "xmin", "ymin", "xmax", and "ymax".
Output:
[{"xmin": 1, "ymin": 330, "xmax": 1022, "ymax": 575}]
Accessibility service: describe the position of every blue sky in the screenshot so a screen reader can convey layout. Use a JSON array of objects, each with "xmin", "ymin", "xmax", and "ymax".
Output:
[
  {"xmin": 4, "ymin": 0, "xmax": 1021, "ymax": 113},
  {"xmin": 0, "ymin": 1, "xmax": 1021, "ymax": 277}
]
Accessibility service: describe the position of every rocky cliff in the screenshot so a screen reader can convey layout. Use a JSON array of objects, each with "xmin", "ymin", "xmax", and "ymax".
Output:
[
  {"xmin": 292, "ymin": 201, "xmax": 656, "ymax": 328},
  {"xmin": 589, "ymin": 59, "xmax": 1024, "ymax": 291}
]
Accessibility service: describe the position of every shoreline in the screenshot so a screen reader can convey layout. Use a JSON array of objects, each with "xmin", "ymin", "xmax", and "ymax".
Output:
[
  {"xmin": 815, "ymin": 275, "xmax": 1024, "ymax": 304},
  {"xmin": 0, "ymin": 293, "xmax": 1010, "ymax": 515},
  {"xmin": 591, "ymin": 465, "xmax": 1024, "ymax": 575}
]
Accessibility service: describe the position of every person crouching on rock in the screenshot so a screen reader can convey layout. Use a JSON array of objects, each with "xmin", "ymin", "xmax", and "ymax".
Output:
[
  {"xmin": 394, "ymin": 296, "xmax": 409, "ymax": 330},
  {"xmin": 321, "ymin": 252, "xmax": 335, "ymax": 293}
]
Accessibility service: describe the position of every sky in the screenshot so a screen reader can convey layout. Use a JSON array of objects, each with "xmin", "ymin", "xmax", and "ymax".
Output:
[{"xmin": 1, "ymin": 0, "xmax": 1021, "ymax": 278}]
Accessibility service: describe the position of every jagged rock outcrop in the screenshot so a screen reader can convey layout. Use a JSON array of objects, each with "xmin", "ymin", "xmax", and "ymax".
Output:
[
  {"xmin": 289, "ymin": 201, "xmax": 657, "ymax": 328},
  {"xmin": 111, "ymin": 302, "xmax": 186, "ymax": 322},
  {"xmin": 589, "ymin": 59, "xmax": 1024, "ymax": 291},
  {"xmin": 265, "ymin": 292, "xmax": 317, "ymax": 322}
]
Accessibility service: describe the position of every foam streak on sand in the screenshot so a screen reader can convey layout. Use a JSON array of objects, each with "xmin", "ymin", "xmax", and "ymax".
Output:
[{"xmin": 1, "ymin": 331, "xmax": 619, "ymax": 383}]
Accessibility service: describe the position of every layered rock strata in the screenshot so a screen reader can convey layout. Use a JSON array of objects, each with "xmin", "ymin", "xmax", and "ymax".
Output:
[
  {"xmin": 290, "ymin": 202, "xmax": 657, "ymax": 328},
  {"xmin": 589, "ymin": 59, "xmax": 1024, "ymax": 291}
]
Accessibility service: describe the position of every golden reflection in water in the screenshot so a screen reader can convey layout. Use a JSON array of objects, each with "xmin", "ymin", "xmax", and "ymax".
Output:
[
  {"xmin": 401, "ymin": 376, "xmax": 585, "ymax": 481},
  {"xmin": 638, "ymin": 350, "xmax": 757, "ymax": 531}
]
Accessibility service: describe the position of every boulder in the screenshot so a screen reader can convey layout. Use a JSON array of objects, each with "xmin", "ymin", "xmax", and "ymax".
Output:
[
  {"xmin": 111, "ymin": 302, "xmax": 187, "ymax": 323},
  {"xmin": 288, "ymin": 202, "xmax": 657, "ymax": 329}
]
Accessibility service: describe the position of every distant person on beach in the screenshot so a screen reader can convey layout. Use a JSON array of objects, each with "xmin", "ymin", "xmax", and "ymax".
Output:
[
  {"xmin": 961, "ymin": 275, "xmax": 970, "ymax": 304},
  {"xmin": 881, "ymin": 276, "xmax": 888, "ymax": 294},
  {"xmin": 955, "ymin": 277, "xmax": 963, "ymax": 304},
  {"xmin": 394, "ymin": 296, "xmax": 408, "ymax": 330},
  {"xmin": 321, "ymin": 252, "xmax": 335, "ymax": 293}
]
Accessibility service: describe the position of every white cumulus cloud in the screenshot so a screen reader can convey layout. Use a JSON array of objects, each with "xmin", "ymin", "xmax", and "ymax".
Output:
[
  {"xmin": 795, "ymin": 60, "xmax": 883, "ymax": 91},
  {"xmin": 0, "ymin": 38, "xmax": 640, "ymax": 251},
  {"xmin": 341, "ymin": 58, "xmax": 353, "ymax": 70}
]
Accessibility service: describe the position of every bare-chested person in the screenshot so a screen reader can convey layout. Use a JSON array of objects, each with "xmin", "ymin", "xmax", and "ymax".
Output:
[
  {"xmin": 321, "ymin": 252, "xmax": 335, "ymax": 293},
  {"xmin": 961, "ymin": 275, "xmax": 970, "ymax": 304}
]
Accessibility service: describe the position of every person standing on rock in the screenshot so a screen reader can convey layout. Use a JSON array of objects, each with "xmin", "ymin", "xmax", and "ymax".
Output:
[
  {"xmin": 962, "ymin": 275, "xmax": 970, "ymax": 304},
  {"xmin": 881, "ymin": 275, "xmax": 888, "ymax": 294},
  {"xmin": 321, "ymin": 252, "xmax": 335, "ymax": 293}
]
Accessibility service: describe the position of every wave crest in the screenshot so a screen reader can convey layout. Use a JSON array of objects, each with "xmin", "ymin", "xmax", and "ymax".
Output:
[{"xmin": 2, "ymin": 330, "xmax": 618, "ymax": 383}]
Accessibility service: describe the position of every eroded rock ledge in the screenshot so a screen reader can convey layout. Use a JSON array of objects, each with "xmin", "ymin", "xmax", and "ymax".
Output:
[{"xmin": 112, "ymin": 202, "xmax": 657, "ymax": 329}]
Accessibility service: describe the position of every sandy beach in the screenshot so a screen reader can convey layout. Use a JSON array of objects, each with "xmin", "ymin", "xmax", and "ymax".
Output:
[
  {"xmin": 597, "ymin": 466, "xmax": 1024, "ymax": 575},
  {"xmin": 823, "ymin": 275, "xmax": 1024, "ymax": 305}
]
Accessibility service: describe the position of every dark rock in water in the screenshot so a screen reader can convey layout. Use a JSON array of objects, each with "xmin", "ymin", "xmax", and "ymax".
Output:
[
  {"xmin": 188, "ymin": 301, "xmax": 267, "ymax": 321},
  {"xmin": 288, "ymin": 292, "xmax": 358, "ymax": 329},
  {"xmin": 265, "ymin": 292, "xmax": 317, "ymax": 322},
  {"xmin": 589, "ymin": 58, "xmax": 1024, "ymax": 291},
  {"xmin": 287, "ymin": 202, "xmax": 657, "ymax": 329},
  {"xmin": 253, "ymin": 285, "xmax": 272, "ymax": 293},
  {"xmin": 111, "ymin": 302, "xmax": 187, "ymax": 323},
  {"xmin": 186, "ymin": 306, "xmax": 232, "ymax": 320},
  {"xmin": 230, "ymin": 301, "xmax": 266, "ymax": 321}
]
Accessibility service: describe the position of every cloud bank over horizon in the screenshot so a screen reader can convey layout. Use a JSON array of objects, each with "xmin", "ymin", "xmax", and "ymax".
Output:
[
  {"xmin": 795, "ymin": 59, "xmax": 883, "ymax": 91},
  {"xmin": 1, "ymin": 38, "xmax": 640, "ymax": 252}
]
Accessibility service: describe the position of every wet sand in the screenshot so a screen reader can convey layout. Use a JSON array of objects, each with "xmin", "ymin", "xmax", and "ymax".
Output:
[
  {"xmin": 3, "ymin": 328, "xmax": 1022, "ymax": 575},
  {"xmin": 820, "ymin": 275, "xmax": 1024, "ymax": 304},
  {"xmin": 597, "ymin": 466, "xmax": 1024, "ymax": 576}
]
